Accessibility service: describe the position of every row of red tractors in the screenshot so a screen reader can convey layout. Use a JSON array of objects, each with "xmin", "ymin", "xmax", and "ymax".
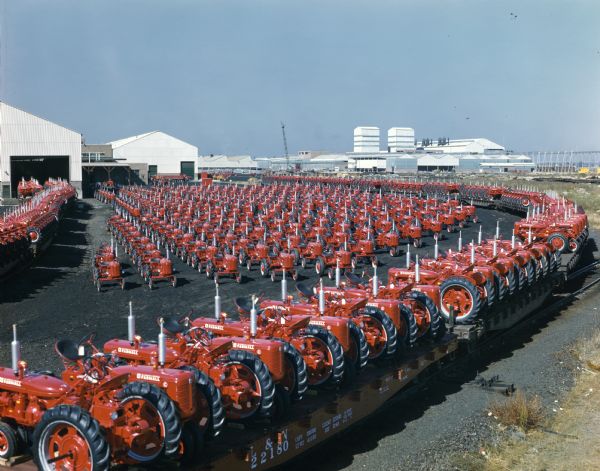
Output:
[{"xmin": 0, "ymin": 179, "xmax": 76, "ymax": 279}]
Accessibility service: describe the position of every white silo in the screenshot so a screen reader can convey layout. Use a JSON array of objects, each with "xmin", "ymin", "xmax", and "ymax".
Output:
[
  {"xmin": 353, "ymin": 127, "xmax": 380, "ymax": 153},
  {"xmin": 388, "ymin": 127, "xmax": 415, "ymax": 152}
]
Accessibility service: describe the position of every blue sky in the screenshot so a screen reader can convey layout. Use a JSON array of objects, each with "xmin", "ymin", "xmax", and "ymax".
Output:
[{"xmin": 1, "ymin": 0, "xmax": 599, "ymax": 155}]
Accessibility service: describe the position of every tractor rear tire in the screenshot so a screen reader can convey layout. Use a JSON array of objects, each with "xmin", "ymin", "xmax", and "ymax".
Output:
[
  {"xmin": 526, "ymin": 260, "xmax": 536, "ymax": 285},
  {"xmin": 33, "ymin": 405, "xmax": 110, "ymax": 471},
  {"xmin": 118, "ymin": 381, "xmax": 182, "ymax": 461},
  {"xmin": 493, "ymin": 272, "xmax": 507, "ymax": 302},
  {"xmin": 178, "ymin": 366, "xmax": 225, "ymax": 439},
  {"xmin": 362, "ymin": 306, "xmax": 398, "ymax": 359},
  {"xmin": 484, "ymin": 278, "xmax": 495, "ymax": 308},
  {"xmin": 398, "ymin": 304, "xmax": 419, "ymax": 352},
  {"xmin": 547, "ymin": 233, "xmax": 569, "ymax": 254},
  {"xmin": 274, "ymin": 340, "xmax": 308, "ymax": 401},
  {"xmin": 407, "ymin": 291, "xmax": 444, "ymax": 340},
  {"xmin": 302, "ymin": 326, "xmax": 345, "ymax": 386},
  {"xmin": 0, "ymin": 422, "xmax": 18, "ymax": 461},
  {"xmin": 440, "ymin": 276, "xmax": 482, "ymax": 323},
  {"xmin": 506, "ymin": 267, "xmax": 517, "ymax": 295},
  {"xmin": 227, "ymin": 350, "xmax": 276, "ymax": 418},
  {"xmin": 178, "ymin": 421, "xmax": 204, "ymax": 468},
  {"xmin": 271, "ymin": 384, "xmax": 292, "ymax": 421},
  {"xmin": 315, "ymin": 257, "xmax": 325, "ymax": 276},
  {"xmin": 348, "ymin": 320, "xmax": 369, "ymax": 370}
]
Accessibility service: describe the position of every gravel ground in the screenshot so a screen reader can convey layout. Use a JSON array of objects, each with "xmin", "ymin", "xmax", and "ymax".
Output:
[{"xmin": 1, "ymin": 197, "xmax": 586, "ymax": 471}]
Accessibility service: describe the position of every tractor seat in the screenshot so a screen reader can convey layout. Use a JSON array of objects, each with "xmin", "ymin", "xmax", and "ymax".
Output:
[
  {"xmin": 296, "ymin": 282, "xmax": 315, "ymax": 299},
  {"xmin": 235, "ymin": 297, "xmax": 252, "ymax": 314},
  {"xmin": 56, "ymin": 339, "xmax": 82, "ymax": 362},
  {"xmin": 345, "ymin": 271, "xmax": 364, "ymax": 286},
  {"xmin": 162, "ymin": 316, "xmax": 184, "ymax": 334}
]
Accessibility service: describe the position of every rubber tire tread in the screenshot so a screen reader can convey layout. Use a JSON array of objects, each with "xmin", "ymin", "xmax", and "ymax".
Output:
[
  {"xmin": 274, "ymin": 339, "xmax": 308, "ymax": 401},
  {"xmin": 485, "ymin": 278, "xmax": 495, "ymax": 307},
  {"xmin": 179, "ymin": 366, "xmax": 225, "ymax": 439},
  {"xmin": 439, "ymin": 276, "xmax": 483, "ymax": 323},
  {"xmin": 179, "ymin": 421, "xmax": 204, "ymax": 469},
  {"xmin": 407, "ymin": 291, "xmax": 445, "ymax": 339},
  {"xmin": 227, "ymin": 350, "xmax": 275, "ymax": 417},
  {"xmin": 399, "ymin": 304, "xmax": 419, "ymax": 348},
  {"xmin": 506, "ymin": 267, "xmax": 517, "ymax": 295},
  {"xmin": 119, "ymin": 381, "xmax": 182, "ymax": 459},
  {"xmin": 363, "ymin": 306, "xmax": 398, "ymax": 358},
  {"xmin": 0, "ymin": 422, "xmax": 18, "ymax": 460},
  {"xmin": 547, "ymin": 233, "xmax": 569, "ymax": 254},
  {"xmin": 493, "ymin": 272, "xmax": 507, "ymax": 302},
  {"xmin": 33, "ymin": 405, "xmax": 110, "ymax": 471},
  {"xmin": 348, "ymin": 320, "xmax": 370, "ymax": 369},
  {"xmin": 303, "ymin": 326, "xmax": 345, "ymax": 385}
]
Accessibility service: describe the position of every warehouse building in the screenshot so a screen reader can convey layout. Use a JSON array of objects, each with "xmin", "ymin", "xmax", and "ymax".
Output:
[
  {"xmin": 107, "ymin": 131, "xmax": 198, "ymax": 179},
  {"xmin": 0, "ymin": 102, "xmax": 82, "ymax": 198}
]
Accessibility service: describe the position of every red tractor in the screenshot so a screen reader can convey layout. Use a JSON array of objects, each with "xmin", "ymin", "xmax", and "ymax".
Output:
[
  {"xmin": 257, "ymin": 250, "xmax": 299, "ymax": 282},
  {"xmin": 0, "ymin": 325, "xmax": 181, "ymax": 469},
  {"xmin": 141, "ymin": 253, "xmax": 177, "ymax": 289},
  {"xmin": 92, "ymin": 243, "xmax": 125, "ymax": 291},
  {"xmin": 196, "ymin": 295, "xmax": 343, "ymax": 387},
  {"xmin": 205, "ymin": 246, "xmax": 242, "ymax": 283},
  {"xmin": 60, "ymin": 332, "xmax": 215, "ymax": 466},
  {"xmin": 321, "ymin": 270, "xmax": 445, "ymax": 348},
  {"xmin": 103, "ymin": 317, "xmax": 276, "ymax": 421}
]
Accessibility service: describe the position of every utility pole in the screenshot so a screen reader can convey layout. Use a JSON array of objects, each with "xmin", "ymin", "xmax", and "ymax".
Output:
[{"xmin": 281, "ymin": 122, "xmax": 289, "ymax": 171}]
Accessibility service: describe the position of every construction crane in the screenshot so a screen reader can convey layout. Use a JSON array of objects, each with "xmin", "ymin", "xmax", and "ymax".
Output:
[{"xmin": 281, "ymin": 122, "xmax": 289, "ymax": 171}]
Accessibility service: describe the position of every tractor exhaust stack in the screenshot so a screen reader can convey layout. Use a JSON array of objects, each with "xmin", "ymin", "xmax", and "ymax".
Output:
[
  {"xmin": 335, "ymin": 259, "xmax": 341, "ymax": 288},
  {"xmin": 406, "ymin": 244, "xmax": 411, "ymax": 268},
  {"xmin": 281, "ymin": 270, "xmax": 288, "ymax": 301},
  {"xmin": 415, "ymin": 255, "xmax": 421, "ymax": 283},
  {"xmin": 128, "ymin": 301, "xmax": 135, "ymax": 344},
  {"xmin": 11, "ymin": 324, "xmax": 20, "ymax": 376},
  {"xmin": 372, "ymin": 265, "xmax": 379, "ymax": 296},
  {"xmin": 319, "ymin": 279, "xmax": 326, "ymax": 314},
  {"xmin": 250, "ymin": 296, "xmax": 258, "ymax": 337},
  {"xmin": 214, "ymin": 283, "xmax": 221, "ymax": 320},
  {"xmin": 158, "ymin": 319, "xmax": 166, "ymax": 367}
]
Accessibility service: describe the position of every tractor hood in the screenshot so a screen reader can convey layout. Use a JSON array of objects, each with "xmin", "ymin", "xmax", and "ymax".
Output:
[{"xmin": 0, "ymin": 367, "xmax": 69, "ymax": 398}]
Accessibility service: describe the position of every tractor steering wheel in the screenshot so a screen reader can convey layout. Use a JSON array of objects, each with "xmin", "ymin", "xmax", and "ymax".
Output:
[{"xmin": 82, "ymin": 354, "xmax": 107, "ymax": 381}]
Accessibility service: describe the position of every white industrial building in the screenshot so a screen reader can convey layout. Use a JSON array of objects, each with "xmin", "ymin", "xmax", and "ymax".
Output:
[
  {"xmin": 198, "ymin": 154, "xmax": 257, "ymax": 171},
  {"xmin": 387, "ymin": 127, "xmax": 415, "ymax": 152},
  {"xmin": 418, "ymin": 138, "xmax": 505, "ymax": 154},
  {"xmin": 0, "ymin": 102, "xmax": 82, "ymax": 198},
  {"xmin": 107, "ymin": 131, "xmax": 198, "ymax": 179},
  {"xmin": 353, "ymin": 127, "xmax": 380, "ymax": 153}
]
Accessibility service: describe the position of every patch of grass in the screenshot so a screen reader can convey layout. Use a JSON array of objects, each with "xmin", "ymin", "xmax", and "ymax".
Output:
[{"xmin": 489, "ymin": 391, "xmax": 544, "ymax": 431}]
